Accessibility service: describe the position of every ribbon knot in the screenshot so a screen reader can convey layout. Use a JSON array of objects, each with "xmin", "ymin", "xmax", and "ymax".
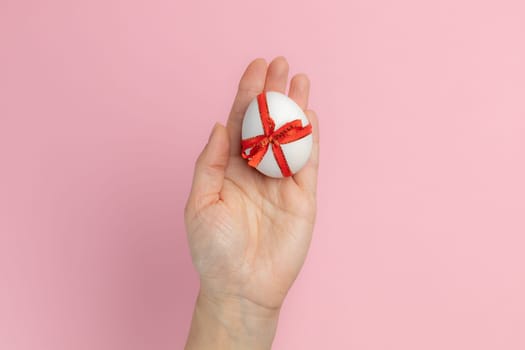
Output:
[{"xmin": 241, "ymin": 92, "xmax": 312, "ymax": 177}]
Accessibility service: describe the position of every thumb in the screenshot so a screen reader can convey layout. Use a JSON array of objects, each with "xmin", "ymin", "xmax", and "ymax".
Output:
[{"xmin": 187, "ymin": 122, "xmax": 230, "ymax": 213}]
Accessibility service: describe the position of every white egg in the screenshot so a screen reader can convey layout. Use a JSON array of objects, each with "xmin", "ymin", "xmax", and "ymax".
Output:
[{"xmin": 241, "ymin": 91, "xmax": 313, "ymax": 178}]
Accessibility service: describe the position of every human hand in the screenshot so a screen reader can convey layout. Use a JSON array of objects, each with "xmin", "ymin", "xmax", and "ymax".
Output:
[{"xmin": 184, "ymin": 57, "xmax": 320, "ymax": 349}]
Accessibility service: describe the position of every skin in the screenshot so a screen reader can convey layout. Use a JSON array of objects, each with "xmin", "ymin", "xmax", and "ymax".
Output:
[{"xmin": 184, "ymin": 56, "xmax": 320, "ymax": 349}]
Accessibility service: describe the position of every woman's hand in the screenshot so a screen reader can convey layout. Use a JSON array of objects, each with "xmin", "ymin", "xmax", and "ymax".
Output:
[{"xmin": 184, "ymin": 57, "xmax": 320, "ymax": 350}]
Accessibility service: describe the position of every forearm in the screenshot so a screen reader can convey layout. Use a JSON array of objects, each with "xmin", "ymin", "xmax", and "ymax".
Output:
[{"xmin": 185, "ymin": 290, "xmax": 280, "ymax": 350}]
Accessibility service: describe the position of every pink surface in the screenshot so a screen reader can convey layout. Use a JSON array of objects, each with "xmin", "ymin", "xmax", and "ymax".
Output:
[{"xmin": 1, "ymin": 0, "xmax": 524, "ymax": 349}]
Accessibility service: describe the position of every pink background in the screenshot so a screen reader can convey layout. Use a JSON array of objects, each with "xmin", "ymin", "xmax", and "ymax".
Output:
[{"xmin": 1, "ymin": 0, "xmax": 524, "ymax": 349}]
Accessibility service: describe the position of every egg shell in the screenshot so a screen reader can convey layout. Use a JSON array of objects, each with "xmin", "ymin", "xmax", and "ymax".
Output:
[{"xmin": 241, "ymin": 91, "xmax": 313, "ymax": 178}]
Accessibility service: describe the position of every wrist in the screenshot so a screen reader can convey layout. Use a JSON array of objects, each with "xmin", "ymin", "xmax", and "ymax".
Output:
[{"xmin": 185, "ymin": 289, "xmax": 281, "ymax": 350}]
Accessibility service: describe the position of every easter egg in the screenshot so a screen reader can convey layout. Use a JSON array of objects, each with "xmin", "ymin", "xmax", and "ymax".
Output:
[{"xmin": 241, "ymin": 91, "xmax": 313, "ymax": 178}]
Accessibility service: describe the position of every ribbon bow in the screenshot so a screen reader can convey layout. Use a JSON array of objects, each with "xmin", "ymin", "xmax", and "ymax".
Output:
[{"xmin": 241, "ymin": 92, "xmax": 312, "ymax": 177}]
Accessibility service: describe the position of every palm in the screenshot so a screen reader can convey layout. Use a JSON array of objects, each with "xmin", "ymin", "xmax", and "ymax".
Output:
[{"xmin": 185, "ymin": 57, "xmax": 319, "ymax": 311}]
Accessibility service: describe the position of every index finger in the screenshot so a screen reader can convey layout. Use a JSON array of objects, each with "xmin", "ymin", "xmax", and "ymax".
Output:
[{"xmin": 226, "ymin": 58, "xmax": 267, "ymax": 156}]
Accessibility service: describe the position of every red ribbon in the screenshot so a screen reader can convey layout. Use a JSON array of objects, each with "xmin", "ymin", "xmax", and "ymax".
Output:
[{"xmin": 241, "ymin": 92, "xmax": 312, "ymax": 177}]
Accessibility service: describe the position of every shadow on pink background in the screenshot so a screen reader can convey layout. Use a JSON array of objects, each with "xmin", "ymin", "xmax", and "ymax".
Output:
[{"xmin": 1, "ymin": 0, "xmax": 524, "ymax": 349}]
